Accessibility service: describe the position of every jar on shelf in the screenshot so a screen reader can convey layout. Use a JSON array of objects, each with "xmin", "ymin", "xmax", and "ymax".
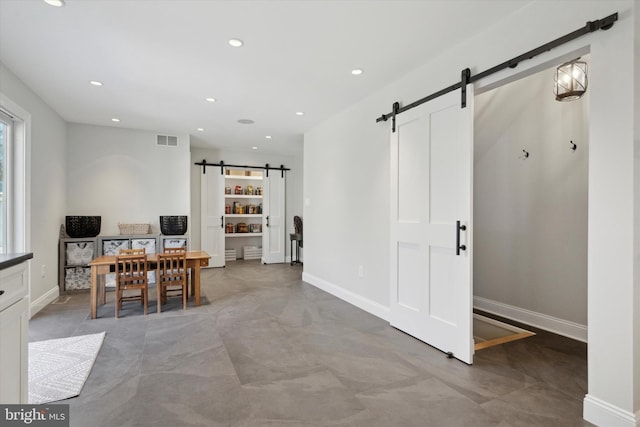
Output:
[
  {"xmin": 235, "ymin": 185, "xmax": 243, "ymax": 195},
  {"xmin": 225, "ymin": 204, "xmax": 231, "ymax": 214},
  {"xmin": 256, "ymin": 187, "xmax": 263, "ymax": 195},
  {"xmin": 226, "ymin": 223, "xmax": 235, "ymax": 234},
  {"xmin": 225, "ymin": 187, "xmax": 231, "ymax": 195},
  {"xmin": 246, "ymin": 185, "xmax": 253, "ymax": 195}
]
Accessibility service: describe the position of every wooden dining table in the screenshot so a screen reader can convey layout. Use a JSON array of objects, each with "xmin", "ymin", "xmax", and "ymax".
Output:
[{"xmin": 87, "ymin": 250, "xmax": 210, "ymax": 319}]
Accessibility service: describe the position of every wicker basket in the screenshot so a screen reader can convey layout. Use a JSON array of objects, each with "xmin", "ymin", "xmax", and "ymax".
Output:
[
  {"xmin": 159, "ymin": 216, "xmax": 187, "ymax": 235},
  {"xmin": 118, "ymin": 223, "xmax": 150, "ymax": 235},
  {"xmin": 65, "ymin": 216, "xmax": 101, "ymax": 238}
]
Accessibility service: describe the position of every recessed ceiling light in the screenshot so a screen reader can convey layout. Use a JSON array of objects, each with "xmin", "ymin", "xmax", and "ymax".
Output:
[
  {"xmin": 89, "ymin": 80, "xmax": 103, "ymax": 86},
  {"xmin": 205, "ymin": 97, "xmax": 216, "ymax": 103},
  {"xmin": 43, "ymin": 0, "xmax": 65, "ymax": 7},
  {"xmin": 252, "ymin": 146, "xmax": 258, "ymax": 150},
  {"xmin": 197, "ymin": 128, "xmax": 204, "ymax": 132},
  {"xmin": 228, "ymin": 39, "xmax": 244, "ymax": 48},
  {"xmin": 295, "ymin": 111, "xmax": 304, "ymax": 116},
  {"xmin": 265, "ymin": 135, "xmax": 272, "ymax": 139},
  {"xmin": 111, "ymin": 118, "xmax": 120, "ymax": 122},
  {"xmin": 237, "ymin": 119, "xmax": 254, "ymax": 125},
  {"xmin": 351, "ymin": 69, "xmax": 364, "ymax": 76}
]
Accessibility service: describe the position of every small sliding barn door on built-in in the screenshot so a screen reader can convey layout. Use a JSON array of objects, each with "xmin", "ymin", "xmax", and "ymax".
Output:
[{"xmin": 389, "ymin": 86, "xmax": 474, "ymax": 364}]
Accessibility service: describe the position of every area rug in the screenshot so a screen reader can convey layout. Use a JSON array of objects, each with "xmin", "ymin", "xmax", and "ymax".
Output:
[{"xmin": 28, "ymin": 331, "xmax": 106, "ymax": 404}]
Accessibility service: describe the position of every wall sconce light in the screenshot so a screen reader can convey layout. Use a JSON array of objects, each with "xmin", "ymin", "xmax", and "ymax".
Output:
[{"xmin": 554, "ymin": 59, "xmax": 588, "ymax": 101}]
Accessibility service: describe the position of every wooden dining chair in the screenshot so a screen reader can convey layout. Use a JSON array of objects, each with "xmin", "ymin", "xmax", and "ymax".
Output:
[
  {"xmin": 119, "ymin": 248, "xmax": 145, "ymax": 255},
  {"xmin": 114, "ymin": 253, "xmax": 148, "ymax": 318},
  {"xmin": 100, "ymin": 248, "xmax": 146, "ymax": 305},
  {"xmin": 162, "ymin": 247, "xmax": 192, "ymax": 295},
  {"xmin": 162, "ymin": 246, "xmax": 186, "ymax": 254},
  {"xmin": 121, "ymin": 247, "xmax": 154, "ymax": 290},
  {"xmin": 156, "ymin": 249, "xmax": 188, "ymax": 313}
]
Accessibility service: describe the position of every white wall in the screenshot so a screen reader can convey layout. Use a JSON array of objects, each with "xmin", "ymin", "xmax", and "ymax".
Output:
[
  {"xmin": 304, "ymin": 1, "xmax": 638, "ymax": 425},
  {"xmin": 303, "ymin": 101, "xmax": 390, "ymax": 317},
  {"xmin": 473, "ymin": 66, "xmax": 589, "ymax": 335},
  {"xmin": 190, "ymin": 146, "xmax": 303, "ymax": 260},
  {"xmin": 0, "ymin": 63, "xmax": 67, "ymax": 313},
  {"xmin": 66, "ymin": 124, "xmax": 190, "ymax": 236},
  {"xmin": 633, "ymin": 0, "xmax": 640, "ymax": 414}
]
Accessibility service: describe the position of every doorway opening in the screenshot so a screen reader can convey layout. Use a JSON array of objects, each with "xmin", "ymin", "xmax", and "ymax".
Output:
[
  {"xmin": 200, "ymin": 164, "xmax": 287, "ymax": 269},
  {"xmin": 224, "ymin": 168, "xmax": 265, "ymax": 263},
  {"xmin": 472, "ymin": 57, "xmax": 589, "ymax": 349}
]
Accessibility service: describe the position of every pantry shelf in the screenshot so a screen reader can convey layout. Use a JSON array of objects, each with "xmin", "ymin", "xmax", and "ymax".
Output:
[{"xmin": 225, "ymin": 195, "xmax": 263, "ymax": 199}]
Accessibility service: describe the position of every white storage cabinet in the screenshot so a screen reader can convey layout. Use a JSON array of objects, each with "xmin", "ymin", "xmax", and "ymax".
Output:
[{"xmin": 0, "ymin": 257, "xmax": 30, "ymax": 403}]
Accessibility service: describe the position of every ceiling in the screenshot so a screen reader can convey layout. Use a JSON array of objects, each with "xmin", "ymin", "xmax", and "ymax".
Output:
[{"xmin": 0, "ymin": 0, "xmax": 532, "ymax": 155}]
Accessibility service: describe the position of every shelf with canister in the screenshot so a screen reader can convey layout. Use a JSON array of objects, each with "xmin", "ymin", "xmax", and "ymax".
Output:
[
  {"xmin": 218, "ymin": 168, "xmax": 270, "ymax": 263},
  {"xmin": 224, "ymin": 195, "xmax": 263, "ymax": 238}
]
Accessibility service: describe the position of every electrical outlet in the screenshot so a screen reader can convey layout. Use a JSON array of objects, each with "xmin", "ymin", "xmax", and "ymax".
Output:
[
  {"xmin": 358, "ymin": 264, "xmax": 364, "ymax": 278},
  {"xmin": 41, "ymin": 264, "xmax": 47, "ymax": 278}
]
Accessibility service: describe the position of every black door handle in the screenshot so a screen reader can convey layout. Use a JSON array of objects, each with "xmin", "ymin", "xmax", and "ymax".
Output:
[
  {"xmin": 266, "ymin": 216, "xmax": 270, "ymax": 227},
  {"xmin": 220, "ymin": 216, "xmax": 224, "ymax": 228},
  {"xmin": 456, "ymin": 220, "xmax": 467, "ymax": 256}
]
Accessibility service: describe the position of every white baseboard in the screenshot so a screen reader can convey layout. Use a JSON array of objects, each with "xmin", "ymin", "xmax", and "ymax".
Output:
[
  {"xmin": 584, "ymin": 394, "xmax": 640, "ymax": 427},
  {"xmin": 302, "ymin": 272, "xmax": 389, "ymax": 321},
  {"xmin": 29, "ymin": 285, "xmax": 59, "ymax": 318},
  {"xmin": 473, "ymin": 296, "xmax": 587, "ymax": 342}
]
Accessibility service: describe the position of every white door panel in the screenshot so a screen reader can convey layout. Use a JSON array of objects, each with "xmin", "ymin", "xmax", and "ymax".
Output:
[
  {"xmin": 390, "ymin": 86, "xmax": 474, "ymax": 364},
  {"xmin": 262, "ymin": 172, "xmax": 285, "ymax": 264},
  {"xmin": 201, "ymin": 169, "xmax": 225, "ymax": 267}
]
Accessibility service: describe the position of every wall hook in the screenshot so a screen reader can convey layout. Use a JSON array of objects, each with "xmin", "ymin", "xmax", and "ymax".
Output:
[
  {"xmin": 519, "ymin": 149, "xmax": 529, "ymax": 160},
  {"xmin": 569, "ymin": 140, "xmax": 577, "ymax": 151}
]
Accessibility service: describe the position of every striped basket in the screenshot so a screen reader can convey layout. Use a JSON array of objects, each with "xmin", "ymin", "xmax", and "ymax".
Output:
[{"xmin": 118, "ymin": 223, "xmax": 150, "ymax": 235}]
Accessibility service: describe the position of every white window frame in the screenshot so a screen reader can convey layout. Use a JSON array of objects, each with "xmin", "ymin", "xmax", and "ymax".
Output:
[
  {"xmin": 0, "ymin": 110, "xmax": 11, "ymax": 252},
  {"xmin": 0, "ymin": 94, "xmax": 30, "ymax": 254}
]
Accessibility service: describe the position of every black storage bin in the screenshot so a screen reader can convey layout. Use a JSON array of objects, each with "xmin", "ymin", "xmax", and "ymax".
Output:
[
  {"xmin": 160, "ymin": 216, "xmax": 188, "ymax": 235},
  {"xmin": 65, "ymin": 216, "xmax": 101, "ymax": 238}
]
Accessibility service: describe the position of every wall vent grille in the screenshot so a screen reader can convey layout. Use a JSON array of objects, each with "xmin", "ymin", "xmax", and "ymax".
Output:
[{"xmin": 157, "ymin": 134, "xmax": 178, "ymax": 147}]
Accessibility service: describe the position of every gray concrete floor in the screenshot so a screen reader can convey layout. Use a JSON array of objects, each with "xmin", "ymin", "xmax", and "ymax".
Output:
[{"xmin": 30, "ymin": 261, "xmax": 591, "ymax": 426}]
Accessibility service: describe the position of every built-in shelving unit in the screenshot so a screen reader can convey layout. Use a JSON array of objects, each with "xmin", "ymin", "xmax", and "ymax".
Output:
[
  {"xmin": 59, "ymin": 233, "xmax": 189, "ymax": 293},
  {"xmin": 224, "ymin": 170, "xmax": 264, "ymax": 260},
  {"xmin": 59, "ymin": 237, "xmax": 98, "ymax": 292},
  {"xmin": 200, "ymin": 162, "xmax": 286, "ymax": 267}
]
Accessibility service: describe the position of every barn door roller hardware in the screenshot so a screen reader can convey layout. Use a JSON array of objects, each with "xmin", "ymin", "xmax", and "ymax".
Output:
[
  {"xmin": 194, "ymin": 159, "xmax": 290, "ymax": 175},
  {"xmin": 377, "ymin": 12, "xmax": 618, "ymax": 132}
]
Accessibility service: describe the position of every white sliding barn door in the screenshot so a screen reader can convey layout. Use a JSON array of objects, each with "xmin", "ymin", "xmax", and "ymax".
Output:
[
  {"xmin": 262, "ymin": 171, "xmax": 285, "ymax": 264},
  {"xmin": 201, "ymin": 168, "xmax": 225, "ymax": 267},
  {"xmin": 390, "ymin": 87, "xmax": 474, "ymax": 364}
]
